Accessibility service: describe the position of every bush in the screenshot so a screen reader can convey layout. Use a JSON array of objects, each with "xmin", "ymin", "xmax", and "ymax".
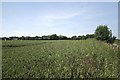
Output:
[
  {"xmin": 106, "ymin": 36, "xmax": 116, "ymax": 44},
  {"xmin": 95, "ymin": 25, "xmax": 116, "ymax": 43}
]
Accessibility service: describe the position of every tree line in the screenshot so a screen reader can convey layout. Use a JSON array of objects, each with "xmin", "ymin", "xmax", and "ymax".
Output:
[
  {"xmin": 0, "ymin": 34, "xmax": 94, "ymax": 40},
  {"xmin": 1, "ymin": 25, "xmax": 117, "ymax": 44}
]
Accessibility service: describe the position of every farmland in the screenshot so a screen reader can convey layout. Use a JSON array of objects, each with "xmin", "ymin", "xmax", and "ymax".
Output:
[{"xmin": 2, "ymin": 39, "xmax": 119, "ymax": 78}]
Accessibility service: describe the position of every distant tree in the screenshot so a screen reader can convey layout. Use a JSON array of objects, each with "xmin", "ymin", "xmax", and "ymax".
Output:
[
  {"xmin": 59, "ymin": 35, "xmax": 68, "ymax": 40},
  {"xmin": 75, "ymin": 36, "xmax": 80, "ymax": 40},
  {"xmin": 81, "ymin": 35, "xmax": 87, "ymax": 40},
  {"xmin": 71, "ymin": 36, "xmax": 77, "ymax": 40},
  {"xmin": 2, "ymin": 37, "xmax": 9, "ymax": 40},
  {"xmin": 95, "ymin": 25, "xmax": 116, "ymax": 43},
  {"xmin": 50, "ymin": 34, "xmax": 59, "ymax": 40},
  {"xmin": 71, "ymin": 35, "xmax": 87, "ymax": 40},
  {"xmin": 34, "ymin": 36, "xmax": 41, "ymax": 40},
  {"xmin": 77, "ymin": 36, "xmax": 82, "ymax": 40},
  {"xmin": 86, "ymin": 34, "xmax": 94, "ymax": 39},
  {"xmin": 21, "ymin": 36, "xmax": 25, "ymax": 40},
  {"xmin": 25, "ymin": 36, "xmax": 31, "ymax": 40},
  {"xmin": 9, "ymin": 36, "xmax": 18, "ymax": 40},
  {"xmin": 42, "ymin": 36, "xmax": 50, "ymax": 40}
]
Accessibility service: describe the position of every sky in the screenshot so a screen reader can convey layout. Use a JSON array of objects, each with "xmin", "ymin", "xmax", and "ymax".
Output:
[{"xmin": 1, "ymin": 2, "xmax": 118, "ymax": 38}]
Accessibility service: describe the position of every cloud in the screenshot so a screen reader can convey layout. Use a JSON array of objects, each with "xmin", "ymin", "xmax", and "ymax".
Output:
[
  {"xmin": 31, "ymin": 10, "xmax": 87, "ymax": 28},
  {"xmin": 43, "ymin": 10, "xmax": 86, "ymax": 20}
]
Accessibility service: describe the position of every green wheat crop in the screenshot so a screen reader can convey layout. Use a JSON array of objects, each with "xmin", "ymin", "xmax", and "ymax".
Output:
[{"xmin": 2, "ymin": 39, "xmax": 119, "ymax": 78}]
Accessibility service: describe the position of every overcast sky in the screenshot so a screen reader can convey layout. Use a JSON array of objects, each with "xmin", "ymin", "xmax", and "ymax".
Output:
[{"xmin": 2, "ymin": 2, "xmax": 118, "ymax": 37}]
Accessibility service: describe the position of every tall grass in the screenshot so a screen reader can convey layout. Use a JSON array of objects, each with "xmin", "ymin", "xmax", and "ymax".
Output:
[{"xmin": 2, "ymin": 39, "xmax": 119, "ymax": 78}]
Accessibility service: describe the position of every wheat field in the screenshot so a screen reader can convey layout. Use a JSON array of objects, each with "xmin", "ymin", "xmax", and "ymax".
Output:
[{"xmin": 2, "ymin": 39, "xmax": 119, "ymax": 78}]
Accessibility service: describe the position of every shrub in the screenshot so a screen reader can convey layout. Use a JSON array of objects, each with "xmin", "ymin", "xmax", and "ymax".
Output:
[{"xmin": 95, "ymin": 25, "xmax": 116, "ymax": 43}]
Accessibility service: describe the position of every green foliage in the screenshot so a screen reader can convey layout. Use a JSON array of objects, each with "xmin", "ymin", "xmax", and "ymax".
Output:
[
  {"xmin": 78, "ymin": 35, "xmax": 87, "ymax": 40},
  {"xmin": 2, "ymin": 39, "xmax": 119, "ymax": 78},
  {"xmin": 50, "ymin": 34, "xmax": 59, "ymax": 40},
  {"xmin": 106, "ymin": 36, "xmax": 116, "ymax": 44},
  {"xmin": 95, "ymin": 25, "xmax": 111, "ymax": 40},
  {"xmin": 95, "ymin": 25, "xmax": 116, "ymax": 43},
  {"xmin": 86, "ymin": 34, "xmax": 94, "ymax": 39},
  {"xmin": 71, "ymin": 36, "xmax": 77, "ymax": 40},
  {"xmin": 1, "ymin": 34, "xmax": 94, "ymax": 40},
  {"xmin": 59, "ymin": 35, "xmax": 68, "ymax": 40}
]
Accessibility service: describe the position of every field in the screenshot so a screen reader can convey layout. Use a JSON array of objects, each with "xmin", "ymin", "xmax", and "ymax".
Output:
[{"xmin": 2, "ymin": 39, "xmax": 119, "ymax": 78}]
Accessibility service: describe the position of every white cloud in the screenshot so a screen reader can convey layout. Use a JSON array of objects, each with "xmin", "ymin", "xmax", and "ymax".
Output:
[
  {"xmin": 31, "ymin": 10, "xmax": 87, "ymax": 28},
  {"xmin": 44, "ymin": 10, "xmax": 86, "ymax": 20}
]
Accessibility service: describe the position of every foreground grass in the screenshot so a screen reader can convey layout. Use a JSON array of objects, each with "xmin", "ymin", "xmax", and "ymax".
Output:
[
  {"xmin": 2, "ymin": 39, "xmax": 119, "ymax": 78},
  {"xmin": 115, "ymin": 40, "xmax": 120, "ymax": 45}
]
